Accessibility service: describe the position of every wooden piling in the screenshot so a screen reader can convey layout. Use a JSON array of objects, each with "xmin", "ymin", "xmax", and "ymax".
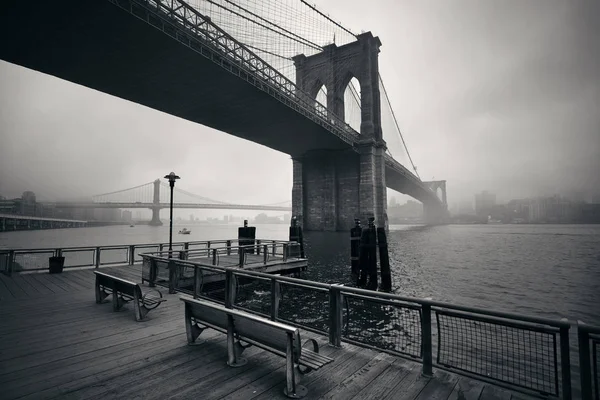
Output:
[
  {"xmin": 377, "ymin": 227, "xmax": 392, "ymax": 292},
  {"xmin": 288, "ymin": 216, "xmax": 305, "ymax": 258},
  {"xmin": 350, "ymin": 219, "xmax": 362, "ymax": 281},
  {"xmin": 358, "ymin": 218, "xmax": 378, "ymax": 289}
]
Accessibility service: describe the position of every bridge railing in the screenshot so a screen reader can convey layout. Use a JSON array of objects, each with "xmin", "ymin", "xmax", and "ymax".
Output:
[
  {"xmin": 578, "ymin": 322, "xmax": 600, "ymax": 400},
  {"xmin": 140, "ymin": 253, "xmax": 573, "ymax": 399},
  {"xmin": 109, "ymin": 0, "xmax": 359, "ymax": 146},
  {"xmin": 0, "ymin": 239, "xmax": 299, "ymax": 275}
]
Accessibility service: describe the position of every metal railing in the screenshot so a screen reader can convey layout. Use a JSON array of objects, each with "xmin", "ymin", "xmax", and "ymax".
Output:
[
  {"xmin": 108, "ymin": 0, "xmax": 359, "ymax": 146},
  {"xmin": 579, "ymin": 322, "xmax": 600, "ymax": 400},
  {"xmin": 0, "ymin": 239, "xmax": 300, "ymax": 275},
  {"xmin": 140, "ymin": 254, "xmax": 573, "ymax": 399}
]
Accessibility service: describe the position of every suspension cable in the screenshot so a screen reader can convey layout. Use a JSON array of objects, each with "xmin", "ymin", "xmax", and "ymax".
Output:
[{"xmin": 379, "ymin": 73, "xmax": 420, "ymax": 179}]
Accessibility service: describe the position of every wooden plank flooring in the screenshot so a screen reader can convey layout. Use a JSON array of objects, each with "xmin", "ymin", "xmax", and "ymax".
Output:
[{"xmin": 0, "ymin": 267, "xmax": 540, "ymax": 400}]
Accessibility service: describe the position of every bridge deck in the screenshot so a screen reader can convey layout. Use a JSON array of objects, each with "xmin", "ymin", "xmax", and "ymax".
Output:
[{"xmin": 0, "ymin": 267, "xmax": 537, "ymax": 400}]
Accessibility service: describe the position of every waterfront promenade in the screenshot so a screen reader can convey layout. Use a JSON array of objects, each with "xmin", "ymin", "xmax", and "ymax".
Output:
[{"xmin": 0, "ymin": 265, "xmax": 537, "ymax": 400}]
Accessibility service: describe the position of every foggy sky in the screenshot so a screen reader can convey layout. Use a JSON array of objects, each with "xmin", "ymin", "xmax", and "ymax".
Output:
[{"xmin": 1, "ymin": 0, "xmax": 599, "ymax": 208}]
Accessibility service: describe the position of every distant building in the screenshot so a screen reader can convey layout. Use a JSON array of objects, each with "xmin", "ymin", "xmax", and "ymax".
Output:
[
  {"xmin": 528, "ymin": 196, "xmax": 573, "ymax": 223},
  {"xmin": 474, "ymin": 191, "xmax": 496, "ymax": 218}
]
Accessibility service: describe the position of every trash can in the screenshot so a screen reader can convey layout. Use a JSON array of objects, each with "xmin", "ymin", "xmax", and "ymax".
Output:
[{"xmin": 49, "ymin": 256, "xmax": 65, "ymax": 274}]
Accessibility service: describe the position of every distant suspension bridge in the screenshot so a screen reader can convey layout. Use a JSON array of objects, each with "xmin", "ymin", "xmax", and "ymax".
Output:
[{"xmin": 43, "ymin": 179, "xmax": 292, "ymax": 225}]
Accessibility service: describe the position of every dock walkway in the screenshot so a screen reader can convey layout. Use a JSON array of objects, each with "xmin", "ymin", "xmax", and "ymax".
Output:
[{"xmin": 0, "ymin": 266, "xmax": 537, "ymax": 400}]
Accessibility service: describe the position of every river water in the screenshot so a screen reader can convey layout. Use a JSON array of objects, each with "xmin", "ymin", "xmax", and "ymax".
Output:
[{"xmin": 1, "ymin": 223, "xmax": 598, "ymax": 325}]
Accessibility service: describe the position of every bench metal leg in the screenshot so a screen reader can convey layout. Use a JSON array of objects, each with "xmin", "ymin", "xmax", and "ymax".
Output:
[
  {"xmin": 112, "ymin": 291, "xmax": 128, "ymax": 311},
  {"xmin": 134, "ymin": 290, "xmax": 149, "ymax": 322},
  {"xmin": 227, "ymin": 315, "xmax": 247, "ymax": 367},
  {"xmin": 185, "ymin": 303, "xmax": 206, "ymax": 344},
  {"xmin": 95, "ymin": 281, "xmax": 110, "ymax": 304},
  {"xmin": 284, "ymin": 333, "xmax": 307, "ymax": 399}
]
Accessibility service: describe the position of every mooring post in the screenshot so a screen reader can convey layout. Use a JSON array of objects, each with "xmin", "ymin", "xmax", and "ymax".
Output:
[
  {"xmin": 226, "ymin": 240, "xmax": 231, "ymax": 255},
  {"xmin": 358, "ymin": 217, "xmax": 378, "ymax": 289},
  {"xmin": 238, "ymin": 220, "xmax": 256, "ymax": 255},
  {"xmin": 377, "ymin": 227, "xmax": 392, "ymax": 292},
  {"xmin": 350, "ymin": 219, "xmax": 362, "ymax": 281},
  {"xmin": 95, "ymin": 247, "xmax": 101, "ymax": 269},
  {"xmin": 288, "ymin": 216, "xmax": 305, "ymax": 258}
]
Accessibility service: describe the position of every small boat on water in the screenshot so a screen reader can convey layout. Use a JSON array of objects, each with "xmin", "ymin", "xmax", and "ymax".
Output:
[
  {"xmin": 130, "ymin": 224, "xmax": 135, "ymax": 227},
  {"xmin": 179, "ymin": 228, "xmax": 191, "ymax": 235}
]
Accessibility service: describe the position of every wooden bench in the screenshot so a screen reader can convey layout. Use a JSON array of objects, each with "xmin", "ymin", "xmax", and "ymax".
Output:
[
  {"xmin": 94, "ymin": 271, "xmax": 166, "ymax": 321},
  {"xmin": 180, "ymin": 296, "xmax": 334, "ymax": 399}
]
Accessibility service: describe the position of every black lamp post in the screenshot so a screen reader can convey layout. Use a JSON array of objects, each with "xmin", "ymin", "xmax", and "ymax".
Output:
[{"xmin": 164, "ymin": 172, "xmax": 180, "ymax": 258}]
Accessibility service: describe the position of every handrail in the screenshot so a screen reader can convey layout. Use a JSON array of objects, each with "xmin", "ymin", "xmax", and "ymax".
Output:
[
  {"xmin": 0, "ymin": 238, "xmax": 299, "ymax": 275},
  {"xmin": 140, "ymin": 253, "xmax": 574, "ymax": 399}
]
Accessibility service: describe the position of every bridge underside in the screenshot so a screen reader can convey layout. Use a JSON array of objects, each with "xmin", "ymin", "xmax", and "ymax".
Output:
[
  {"xmin": 0, "ymin": 0, "xmax": 447, "ymax": 231},
  {"xmin": 0, "ymin": 0, "xmax": 349, "ymax": 158}
]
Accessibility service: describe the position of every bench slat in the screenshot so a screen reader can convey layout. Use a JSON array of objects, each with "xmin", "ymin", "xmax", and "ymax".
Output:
[{"xmin": 299, "ymin": 350, "xmax": 333, "ymax": 369}]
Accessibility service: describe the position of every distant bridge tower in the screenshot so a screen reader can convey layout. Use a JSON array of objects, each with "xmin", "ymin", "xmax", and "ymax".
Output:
[
  {"xmin": 292, "ymin": 32, "xmax": 387, "ymax": 231},
  {"xmin": 149, "ymin": 179, "xmax": 162, "ymax": 226},
  {"xmin": 422, "ymin": 180, "xmax": 449, "ymax": 224}
]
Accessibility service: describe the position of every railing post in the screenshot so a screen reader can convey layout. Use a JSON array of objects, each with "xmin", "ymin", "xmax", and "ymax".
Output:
[
  {"xmin": 270, "ymin": 278, "xmax": 280, "ymax": 321},
  {"xmin": 282, "ymin": 243, "xmax": 288, "ymax": 262},
  {"xmin": 159, "ymin": 243, "xmax": 164, "ymax": 253},
  {"xmin": 578, "ymin": 321, "xmax": 593, "ymax": 400},
  {"xmin": 328, "ymin": 284, "xmax": 343, "ymax": 347},
  {"xmin": 193, "ymin": 267, "xmax": 199, "ymax": 299},
  {"xmin": 225, "ymin": 269, "xmax": 235, "ymax": 308},
  {"xmin": 8, "ymin": 250, "xmax": 14, "ymax": 276},
  {"xmin": 256, "ymin": 239, "xmax": 261, "ymax": 255},
  {"xmin": 238, "ymin": 248, "xmax": 245, "ymax": 267},
  {"xmin": 559, "ymin": 320, "xmax": 572, "ymax": 400},
  {"xmin": 226, "ymin": 240, "xmax": 231, "ymax": 255},
  {"xmin": 272, "ymin": 243, "xmax": 276, "ymax": 257},
  {"xmin": 95, "ymin": 247, "xmax": 101, "ymax": 269},
  {"xmin": 212, "ymin": 249, "xmax": 218, "ymax": 265},
  {"xmin": 207, "ymin": 241, "xmax": 211, "ymax": 249},
  {"xmin": 149, "ymin": 258, "xmax": 156, "ymax": 287},
  {"xmin": 129, "ymin": 245, "xmax": 135, "ymax": 265},
  {"xmin": 263, "ymin": 245, "xmax": 268, "ymax": 264},
  {"xmin": 421, "ymin": 304, "xmax": 433, "ymax": 377},
  {"xmin": 184, "ymin": 242, "xmax": 189, "ymax": 251},
  {"xmin": 179, "ymin": 250, "xmax": 186, "ymax": 260},
  {"xmin": 168, "ymin": 260, "xmax": 177, "ymax": 294}
]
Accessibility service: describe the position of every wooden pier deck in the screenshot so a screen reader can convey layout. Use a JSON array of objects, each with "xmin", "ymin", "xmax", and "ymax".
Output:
[{"xmin": 0, "ymin": 266, "xmax": 538, "ymax": 400}]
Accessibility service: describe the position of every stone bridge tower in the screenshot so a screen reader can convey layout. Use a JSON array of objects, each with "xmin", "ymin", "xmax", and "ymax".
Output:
[
  {"xmin": 422, "ymin": 180, "xmax": 449, "ymax": 224},
  {"xmin": 149, "ymin": 179, "xmax": 163, "ymax": 226},
  {"xmin": 291, "ymin": 32, "xmax": 387, "ymax": 231}
]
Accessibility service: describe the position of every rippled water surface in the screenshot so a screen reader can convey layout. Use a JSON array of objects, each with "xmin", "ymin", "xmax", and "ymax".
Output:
[{"xmin": 1, "ymin": 223, "xmax": 599, "ymax": 324}]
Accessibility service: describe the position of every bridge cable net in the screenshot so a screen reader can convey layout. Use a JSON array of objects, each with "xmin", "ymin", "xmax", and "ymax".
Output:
[{"xmin": 186, "ymin": 0, "xmax": 359, "ymax": 120}]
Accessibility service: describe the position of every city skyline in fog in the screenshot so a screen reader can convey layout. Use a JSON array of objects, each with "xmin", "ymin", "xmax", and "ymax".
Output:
[{"xmin": 1, "ymin": 0, "xmax": 599, "ymax": 210}]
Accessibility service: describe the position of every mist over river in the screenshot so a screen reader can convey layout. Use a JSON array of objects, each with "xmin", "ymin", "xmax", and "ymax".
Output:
[{"xmin": 1, "ymin": 223, "xmax": 598, "ymax": 325}]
